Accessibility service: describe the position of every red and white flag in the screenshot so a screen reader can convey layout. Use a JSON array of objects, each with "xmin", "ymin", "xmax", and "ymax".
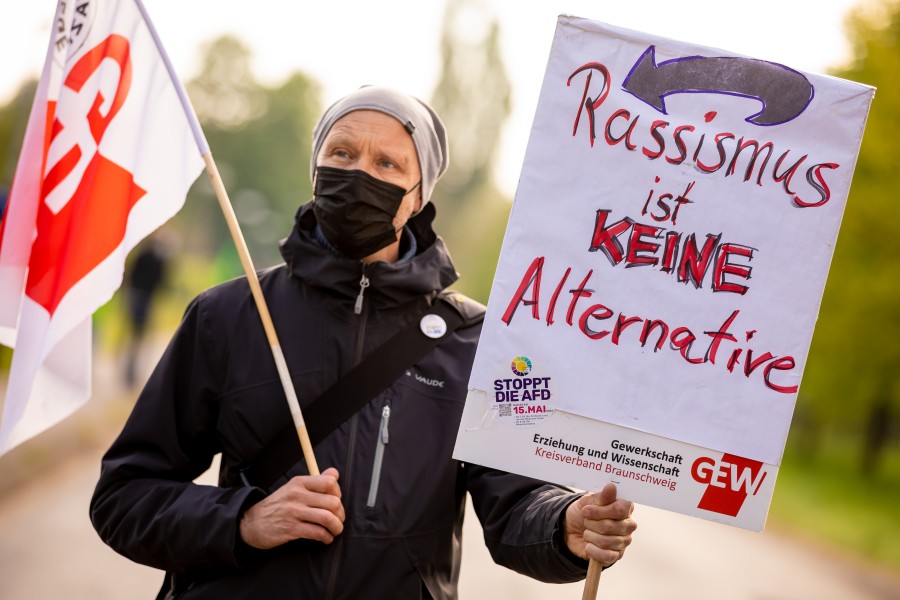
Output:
[{"xmin": 0, "ymin": 0, "xmax": 206, "ymax": 454}]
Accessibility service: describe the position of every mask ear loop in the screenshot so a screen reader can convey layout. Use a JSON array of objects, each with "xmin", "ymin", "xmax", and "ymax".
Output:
[
  {"xmin": 404, "ymin": 180, "xmax": 425, "ymax": 221},
  {"xmin": 404, "ymin": 180, "xmax": 422, "ymax": 197},
  {"xmin": 395, "ymin": 180, "xmax": 424, "ymax": 235}
]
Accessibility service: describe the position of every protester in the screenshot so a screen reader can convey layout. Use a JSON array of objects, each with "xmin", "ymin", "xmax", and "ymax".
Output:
[
  {"xmin": 90, "ymin": 86, "xmax": 636, "ymax": 599},
  {"xmin": 122, "ymin": 233, "xmax": 171, "ymax": 388}
]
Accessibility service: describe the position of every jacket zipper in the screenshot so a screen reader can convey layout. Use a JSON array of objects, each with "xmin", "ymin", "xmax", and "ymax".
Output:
[
  {"xmin": 366, "ymin": 404, "xmax": 391, "ymax": 508},
  {"xmin": 325, "ymin": 266, "xmax": 370, "ymax": 599},
  {"xmin": 354, "ymin": 272, "xmax": 370, "ymax": 315}
]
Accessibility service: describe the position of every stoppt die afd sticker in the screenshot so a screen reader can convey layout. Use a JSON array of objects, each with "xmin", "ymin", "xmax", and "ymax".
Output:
[{"xmin": 493, "ymin": 356, "xmax": 554, "ymax": 426}]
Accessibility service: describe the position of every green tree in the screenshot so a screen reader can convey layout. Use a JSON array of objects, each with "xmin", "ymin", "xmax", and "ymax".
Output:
[
  {"xmin": 0, "ymin": 80, "xmax": 36, "ymax": 374},
  {"xmin": 430, "ymin": 0, "xmax": 513, "ymax": 303},
  {"xmin": 800, "ymin": 0, "xmax": 900, "ymax": 474},
  {"xmin": 182, "ymin": 36, "xmax": 322, "ymax": 272},
  {"xmin": 0, "ymin": 81, "xmax": 35, "ymax": 185}
]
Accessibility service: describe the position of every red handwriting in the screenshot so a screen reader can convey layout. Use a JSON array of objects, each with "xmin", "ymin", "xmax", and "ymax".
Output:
[
  {"xmin": 567, "ymin": 62, "xmax": 840, "ymax": 208},
  {"xmin": 640, "ymin": 177, "xmax": 693, "ymax": 226},
  {"xmin": 589, "ymin": 208, "xmax": 756, "ymax": 295},
  {"xmin": 501, "ymin": 257, "xmax": 798, "ymax": 394}
]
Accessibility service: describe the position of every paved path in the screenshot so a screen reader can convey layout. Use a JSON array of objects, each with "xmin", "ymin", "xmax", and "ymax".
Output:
[{"xmin": 1, "ymin": 444, "xmax": 898, "ymax": 600}]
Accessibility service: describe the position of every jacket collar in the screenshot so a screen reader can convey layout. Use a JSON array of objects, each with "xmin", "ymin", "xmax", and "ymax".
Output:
[{"xmin": 279, "ymin": 201, "xmax": 459, "ymax": 308}]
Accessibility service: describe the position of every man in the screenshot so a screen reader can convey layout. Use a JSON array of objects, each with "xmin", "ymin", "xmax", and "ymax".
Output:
[
  {"xmin": 91, "ymin": 86, "xmax": 636, "ymax": 599},
  {"xmin": 122, "ymin": 233, "xmax": 170, "ymax": 387}
]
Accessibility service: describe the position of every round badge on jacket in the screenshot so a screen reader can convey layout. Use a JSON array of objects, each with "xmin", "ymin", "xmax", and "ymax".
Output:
[{"xmin": 420, "ymin": 314, "xmax": 448, "ymax": 339}]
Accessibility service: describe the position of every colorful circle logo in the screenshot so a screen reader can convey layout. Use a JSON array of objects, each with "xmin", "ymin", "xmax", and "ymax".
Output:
[{"xmin": 510, "ymin": 356, "xmax": 532, "ymax": 376}]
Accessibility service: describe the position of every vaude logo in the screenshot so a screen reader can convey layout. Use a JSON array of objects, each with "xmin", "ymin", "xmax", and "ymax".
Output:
[
  {"xmin": 415, "ymin": 374, "xmax": 445, "ymax": 388},
  {"xmin": 406, "ymin": 370, "xmax": 445, "ymax": 388}
]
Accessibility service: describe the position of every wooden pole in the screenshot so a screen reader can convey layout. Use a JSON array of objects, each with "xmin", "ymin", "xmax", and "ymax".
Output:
[
  {"xmin": 202, "ymin": 152, "xmax": 319, "ymax": 476},
  {"xmin": 581, "ymin": 560, "xmax": 603, "ymax": 600},
  {"xmin": 581, "ymin": 483, "xmax": 618, "ymax": 600}
]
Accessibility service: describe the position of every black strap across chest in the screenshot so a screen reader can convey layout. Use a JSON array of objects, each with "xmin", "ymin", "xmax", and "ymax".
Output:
[{"xmin": 241, "ymin": 294, "xmax": 466, "ymax": 489}]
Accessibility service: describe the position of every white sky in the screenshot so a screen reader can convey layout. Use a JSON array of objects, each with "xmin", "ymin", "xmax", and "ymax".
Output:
[{"xmin": 4, "ymin": 0, "xmax": 862, "ymax": 196}]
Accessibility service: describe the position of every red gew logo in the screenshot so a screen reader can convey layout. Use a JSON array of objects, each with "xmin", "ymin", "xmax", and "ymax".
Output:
[{"xmin": 691, "ymin": 453, "xmax": 767, "ymax": 517}]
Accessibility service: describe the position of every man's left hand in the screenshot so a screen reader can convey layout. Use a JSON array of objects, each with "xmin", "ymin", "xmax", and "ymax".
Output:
[{"xmin": 564, "ymin": 483, "xmax": 636, "ymax": 567}]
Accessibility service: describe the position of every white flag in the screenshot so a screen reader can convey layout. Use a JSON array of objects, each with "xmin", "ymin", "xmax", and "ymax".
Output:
[{"xmin": 0, "ymin": 0, "xmax": 206, "ymax": 455}]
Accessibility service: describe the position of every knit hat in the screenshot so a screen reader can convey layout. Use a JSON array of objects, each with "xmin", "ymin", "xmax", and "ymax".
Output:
[{"xmin": 310, "ymin": 86, "xmax": 449, "ymax": 208}]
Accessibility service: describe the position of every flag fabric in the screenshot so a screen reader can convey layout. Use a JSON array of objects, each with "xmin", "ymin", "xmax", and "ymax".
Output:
[{"xmin": 0, "ymin": 0, "xmax": 205, "ymax": 455}]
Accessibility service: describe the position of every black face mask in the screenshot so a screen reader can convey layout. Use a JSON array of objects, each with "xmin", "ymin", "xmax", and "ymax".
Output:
[{"xmin": 313, "ymin": 166, "xmax": 419, "ymax": 260}]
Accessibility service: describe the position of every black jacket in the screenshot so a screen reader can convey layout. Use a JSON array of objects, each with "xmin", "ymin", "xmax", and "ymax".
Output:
[{"xmin": 90, "ymin": 202, "xmax": 587, "ymax": 599}]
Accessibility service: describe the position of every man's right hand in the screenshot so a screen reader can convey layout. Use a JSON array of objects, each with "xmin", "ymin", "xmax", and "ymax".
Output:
[{"xmin": 239, "ymin": 467, "xmax": 345, "ymax": 549}]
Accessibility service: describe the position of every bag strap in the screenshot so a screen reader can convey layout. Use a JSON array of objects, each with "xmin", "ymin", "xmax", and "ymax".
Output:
[{"xmin": 241, "ymin": 291, "xmax": 479, "ymax": 489}]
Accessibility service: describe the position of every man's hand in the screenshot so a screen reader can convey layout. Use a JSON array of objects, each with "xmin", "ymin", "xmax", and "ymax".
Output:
[
  {"xmin": 239, "ymin": 467, "xmax": 345, "ymax": 550},
  {"xmin": 564, "ymin": 483, "xmax": 636, "ymax": 567}
]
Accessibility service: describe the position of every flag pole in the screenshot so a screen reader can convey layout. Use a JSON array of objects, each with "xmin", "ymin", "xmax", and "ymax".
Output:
[
  {"xmin": 202, "ymin": 153, "xmax": 320, "ymax": 476},
  {"xmin": 134, "ymin": 0, "xmax": 319, "ymax": 476}
]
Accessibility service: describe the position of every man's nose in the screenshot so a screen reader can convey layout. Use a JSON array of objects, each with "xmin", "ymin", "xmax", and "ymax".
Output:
[{"xmin": 355, "ymin": 156, "xmax": 380, "ymax": 180}]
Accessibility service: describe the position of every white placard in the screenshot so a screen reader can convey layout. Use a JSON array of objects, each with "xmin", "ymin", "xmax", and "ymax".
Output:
[{"xmin": 454, "ymin": 16, "xmax": 873, "ymax": 530}]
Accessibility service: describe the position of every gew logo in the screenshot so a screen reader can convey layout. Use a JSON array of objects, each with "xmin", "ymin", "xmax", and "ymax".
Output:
[
  {"xmin": 29, "ymin": 34, "xmax": 145, "ymax": 316},
  {"xmin": 691, "ymin": 454, "xmax": 767, "ymax": 517}
]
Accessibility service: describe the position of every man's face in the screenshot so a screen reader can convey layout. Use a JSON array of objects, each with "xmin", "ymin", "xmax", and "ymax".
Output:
[{"xmin": 316, "ymin": 110, "xmax": 423, "ymax": 232}]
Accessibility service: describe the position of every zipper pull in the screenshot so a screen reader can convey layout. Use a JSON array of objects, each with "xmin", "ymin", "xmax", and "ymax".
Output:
[
  {"xmin": 354, "ymin": 273, "xmax": 370, "ymax": 315},
  {"xmin": 381, "ymin": 405, "xmax": 391, "ymax": 444}
]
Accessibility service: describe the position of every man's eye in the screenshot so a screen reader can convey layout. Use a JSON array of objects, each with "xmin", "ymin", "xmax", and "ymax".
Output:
[
  {"xmin": 334, "ymin": 149, "xmax": 350, "ymax": 158},
  {"xmin": 379, "ymin": 160, "xmax": 395, "ymax": 169}
]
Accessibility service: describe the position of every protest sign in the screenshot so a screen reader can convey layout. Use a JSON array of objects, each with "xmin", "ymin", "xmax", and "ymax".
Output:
[{"xmin": 453, "ymin": 16, "xmax": 874, "ymax": 530}]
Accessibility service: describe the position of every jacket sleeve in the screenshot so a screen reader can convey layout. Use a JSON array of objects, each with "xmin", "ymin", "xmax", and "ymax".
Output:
[
  {"xmin": 465, "ymin": 463, "xmax": 589, "ymax": 583},
  {"xmin": 89, "ymin": 295, "xmax": 265, "ymax": 573}
]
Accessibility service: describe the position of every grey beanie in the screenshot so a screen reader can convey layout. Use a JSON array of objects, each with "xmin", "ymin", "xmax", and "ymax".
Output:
[{"xmin": 310, "ymin": 86, "xmax": 449, "ymax": 208}]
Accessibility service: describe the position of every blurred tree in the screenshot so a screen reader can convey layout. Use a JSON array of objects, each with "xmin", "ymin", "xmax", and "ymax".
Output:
[
  {"xmin": 801, "ymin": 0, "xmax": 900, "ymax": 475},
  {"xmin": 182, "ymin": 36, "xmax": 322, "ymax": 272},
  {"xmin": 186, "ymin": 36, "xmax": 268, "ymax": 129},
  {"xmin": 0, "ymin": 80, "xmax": 36, "ymax": 375},
  {"xmin": 430, "ymin": 0, "xmax": 513, "ymax": 303},
  {"xmin": 0, "ymin": 81, "xmax": 35, "ymax": 185}
]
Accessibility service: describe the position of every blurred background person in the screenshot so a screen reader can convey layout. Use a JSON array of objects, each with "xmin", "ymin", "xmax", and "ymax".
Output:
[{"xmin": 122, "ymin": 231, "xmax": 174, "ymax": 388}]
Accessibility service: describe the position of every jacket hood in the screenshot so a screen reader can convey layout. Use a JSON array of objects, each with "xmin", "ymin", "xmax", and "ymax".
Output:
[{"xmin": 279, "ymin": 201, "xmax": 459, "ymax": 308}]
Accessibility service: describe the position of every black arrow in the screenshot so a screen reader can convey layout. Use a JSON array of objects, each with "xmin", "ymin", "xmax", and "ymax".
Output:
[{"xmin": 622, "ymin": 46, "xmax": 814, "ymax": 126}]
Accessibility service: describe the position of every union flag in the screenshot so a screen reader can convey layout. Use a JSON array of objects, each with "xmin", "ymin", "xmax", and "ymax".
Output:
[{"xmin": 0, "ymin": 0, "xmax": 205, "ymax": 454}]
